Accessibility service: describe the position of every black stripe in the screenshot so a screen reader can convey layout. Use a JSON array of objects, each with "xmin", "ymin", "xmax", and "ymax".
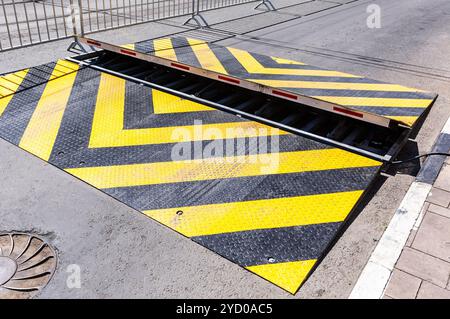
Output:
[
  {"xmin": 135, "ymin": 37, "xmax": 192, "ymax": 55},
  {"xmin": 128, "ymin": 109, "xmax": 246, "ymax": 129},
  {"xmin": 192, "ymin": 222, "xmax": 342, "ymax": 266},
  {"xmin": 208, "ymin": 44, "xmax": 250, "ymax": 75},
  {"xmin": 123, "ymin": 81, "xmax": 154, "ymax": 129},
  {"xmin": 48, "ymin": 68, "xmax": 260, "ymax": 166},
  {"xmin": 138, "ymin": 36, "xmax": 430, "ymax": 105},
  {"xmin": 208, "ymin": 42, "xmax": 376, "ymax": 81},
  {"xmin": 24, "ymin": 62, "xmax": 69, "ymax": 88},
  {"xmin": 52, "ymin": 131, "xmax": 327, "ymax": 168},
  {"xmin": 123, "ymin": 77, "xmax": 247, "ymax": 129},
  {"xmin": 49, "ymin": 68, "xmax": 102, "ymax": 163},
  {"xmin": 205, "ymin": 45, "xmax": 395, "ymax": 85},
  {"xmin": 134, "ymin": 39, "xmax": 154, "ymax": 54},
  {"xmin": 170, "ymin": 37, "xmax": 203, "ymax": 68},
  {"xmin": 251, "ymin": 52, "xmax": 322, "ymax": 70},
  {"xmin": 0, "ymin": 67, "xmax": 54, "ymax": 145},
  {"xmin": 350, "ymin": 106, "xmax": 426, "ymax": 116},
  {"xmin": 106, "ymin": 166, "xmax": 378, "ymax": 211},
  {"xmin": 46, "ymin": 68, "xmax": 330, "ymax": 168},
  {"xmin": 120, "ymin": 76, "xmax": 262, "ymax": 128}
]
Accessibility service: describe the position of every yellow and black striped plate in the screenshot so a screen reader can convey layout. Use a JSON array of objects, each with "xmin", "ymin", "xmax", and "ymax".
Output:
[
  {"xmin": 121, "ymin": 36, "xmax": 436, "ymax": 128},
  {"xmin": 0, "ymin": 61, "xmax": 382, "ymax": 293}
]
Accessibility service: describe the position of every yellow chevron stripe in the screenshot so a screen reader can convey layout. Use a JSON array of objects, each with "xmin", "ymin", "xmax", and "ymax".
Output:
[
  {"xmin": 187, "ymin": 38, "xmax": 228, "ymax": 74},
  {"xmin": 50, "ymin": 67, "xmax": 68, "ymax": 78},
  {"xmin": 271, "ymin": 56, "xmax": 305, "ymax": 65},
  {"xmin": 247, "ymin": 260, "xmax": 316, "ymax": 294},
  {"xmin": 387, "ymin": 116, "xmax": 418, "ymax": 126},
  {"xmin": 120, "ymin": 43, "xmax": 135, "ymax": 50},
  {"xmin": 314, "ymin": 96, "xmax": 433, "ymax": 107},
  {"xmin": 228, "ymin": 47, "xmax": 360, "ymax": 78},
  {"xmin": 154, "ymin": 38, "xmax": 177, "ymax": 60},
  {"xmin": 47, "ymin": 59, "xmax": 78, "ymax": 80},
  {"xmin": 252, "ymin": 79, "xmax": 424, "ymax": 93},
  {"xmin": 19, "ymin": 61, "xmax": 79, "ymax": 161},
  {"xmin": 89, "ymin": 73, "xmax": 285, "ymax": 148},
  {"xmin": 0, "ymin": 70, "xmax": 28, "ymax": 94},
  {"xmin": 66, "ymin": 148, "xmax": 380, "ymax": 189},
  {"xmin": 152, "ymin": 89, "xmax": 213, "ymax": 114},
  {"xmin": 0, "ymin": 69, "xmax": 29, "ymax": 116},
  {"xmin": 145, "ymin": 190, "xmax": 363, "ymax": 237},
  {"xmin": 53, "ymin": 59, "xmax": 80, "ymax": 72}
]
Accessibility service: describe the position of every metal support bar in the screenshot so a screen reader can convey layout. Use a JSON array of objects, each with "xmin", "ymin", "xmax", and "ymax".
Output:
[
  {"xmin": 67, "ymin": 38, "xmax": 90, "ymax": 54},
  {"xmin": 77, "ymin": 0, "xmax": 85, "ymax": 36},
  {"xmin": 254, "ymin": 0, "xmax": 276, "ymax": 11},
  {"xmin": 184, "ymin": 0, "xmax": 209, "ymax": 27},
  {"xmin": 183, "ymin": 14, "xmax": 210, "ymax": 27}
]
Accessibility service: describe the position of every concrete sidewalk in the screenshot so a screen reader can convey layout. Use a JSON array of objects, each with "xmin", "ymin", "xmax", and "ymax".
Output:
[{"xmin": 383, "ymin": 160, "xmax": 450, "ymax": 299}]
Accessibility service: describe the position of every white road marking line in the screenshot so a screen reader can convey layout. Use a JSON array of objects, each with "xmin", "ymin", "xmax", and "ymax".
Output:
[{"xmin": 442, "ymin": 117, "xmax": 450, "ymax": 135}]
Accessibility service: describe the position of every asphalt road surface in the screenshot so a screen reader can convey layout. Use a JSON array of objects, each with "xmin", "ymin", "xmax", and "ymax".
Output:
[{"xmin": 1, "ymin": 0, "xmax": 449, "ymax": 298}]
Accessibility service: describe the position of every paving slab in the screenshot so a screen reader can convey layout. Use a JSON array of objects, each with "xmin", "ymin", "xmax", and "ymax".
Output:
[
  {"xmin": 384, "ymin": 269, "xmax": 421, "ymax": 299},
  {"xmin": 434, "ymin": 163, "xmax": 450, "ymax": 191},
  {"xmin": 405, "ymin": 229, "xmax": 417, "ymax": 248},
  {"xmin": 427, "ymin": 187, "xmax": 450, "ymax": 208},
  {"xmin": 428, "ymin": 204, "xmax": 450, "ymax": 219},
  {"xmin": 396, "ymin": 247, "xmax": 450, "ymax": 288},
  {"xmin": 417, "ymin": 281, "xmax": 450, "ymax": 299},
  {"xmin": 412, "ymin": 213, "xmax": 450, "ymax": 263}
]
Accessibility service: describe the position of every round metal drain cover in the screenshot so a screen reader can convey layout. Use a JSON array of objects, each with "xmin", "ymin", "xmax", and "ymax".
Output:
[{"xmin": 0, "ymin": 233, "xmax": 57, "ymax": 299}]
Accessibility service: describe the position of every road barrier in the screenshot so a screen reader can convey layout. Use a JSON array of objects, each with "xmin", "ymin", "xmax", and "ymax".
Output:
[{"xmin": 0, "ymin": 0, "xmax": 263, "ymax": 51}]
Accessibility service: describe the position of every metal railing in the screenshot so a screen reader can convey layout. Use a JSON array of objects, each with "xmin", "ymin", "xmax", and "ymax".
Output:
[
  {"xmin": 0, "ymin": 0, "xmax": 73, "ymax": 51},
  {"xmin": 0, "ymin": 0, "xmax": 262, "ymax": 51}
]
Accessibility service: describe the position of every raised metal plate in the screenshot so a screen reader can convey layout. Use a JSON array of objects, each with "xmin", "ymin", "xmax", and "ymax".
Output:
[
  {"xmin": 0, "ymin": 65, "xmax": 381, "ymax": 293},
  {"xmin": 79, "ymin": 36, "xmax": 437, "ymax": 128}
]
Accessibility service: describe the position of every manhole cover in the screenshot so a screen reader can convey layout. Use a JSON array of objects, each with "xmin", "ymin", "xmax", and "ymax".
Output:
[{"xmin": 0, "ymin": 233, "xmax": 57, "ymax": 299}]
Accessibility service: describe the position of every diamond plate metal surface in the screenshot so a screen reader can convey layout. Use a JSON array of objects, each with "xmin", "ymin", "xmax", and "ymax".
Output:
[
  {"xmin": 0, "ymin": 63, "xmax": 382, "ymax": 293},
  {"xmin": 122, "ymin": 36, "xmax": 437, "ymax": 127}
]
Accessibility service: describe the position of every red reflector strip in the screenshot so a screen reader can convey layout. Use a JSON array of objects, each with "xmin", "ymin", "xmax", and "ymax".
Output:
[
  {"xmin": 170, "ymin": 62, "xmax": 190, "ymax": 71},
  {"xmin": 86, "ymin": 40, "xmax": 101, "ymax": 47},
  {"xmin": 218, "ymin": 75, "xmax": 240, "ymax": 84},
  {"xmin": 272, "ymin": 89, "xmax": 298, "ymax": 100},
  {"xmin": 333, "ymin": 106, "xmax": 364, "ymax": 118},
  {"xmin": 120, "ymin": 49, "xmax": 137, "ymax": 56}
]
